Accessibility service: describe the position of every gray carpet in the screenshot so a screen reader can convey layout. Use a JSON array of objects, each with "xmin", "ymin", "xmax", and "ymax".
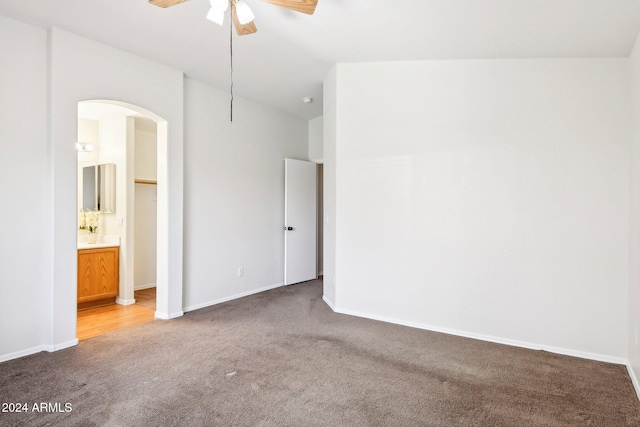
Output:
[{"xmin": 1, "ymin": 279, "xmax": 639, "ymax": 426}]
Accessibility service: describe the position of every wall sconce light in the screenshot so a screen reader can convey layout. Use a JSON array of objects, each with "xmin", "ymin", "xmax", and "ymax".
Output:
[{"xmin": 75, "ymin": 142, "xmax": 93, "ymax": 152}]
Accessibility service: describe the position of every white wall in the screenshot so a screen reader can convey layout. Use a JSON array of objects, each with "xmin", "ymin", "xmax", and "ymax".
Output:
[
  {"xmin": 48, "ymin": 27, "xmax": 184, "ymax": 350},
  {"xmin": 310, "ymin": 116, "xmax": 325, "ymax": 277},
  {"xmin": 94, "ymin": 109, "xmax": 134, "ymax": 302},
  {"xmin": 317, "ymin": 165, "xmax": 323, "ymax": 276},
  {"xmin": 0, "ymin": 15, "xmax": 311, "ymax": 361},
  {"xmin": 629, "ymin": 31, "xmax": 640, "ymax": 392},
  {"xmin": 326, "ymin": 59, "xmax": 630, "ymax": 362},
  {"xmin": 182, "ymin": 78, "xmax": 308, "ymax": 311},
  {"xmin": 309, "ymin": 116, "xmax": 324, "ymax": 163},
  {"xmin": 322, "ymin": 67, "xmax": 337, "ymax": 307},
  {"xmin": 134, "ymin": 184, "xmax": 158, "ymax": 290},
  {"xmin": 96, "ymin": 110, "xmax": 128, "ymax": 237},
  {"xmin": 134, "ymin": 118, "xmax": 158, "ymax": 182},
  {"xmin": 134, "ymin": 118, "xmax": 158, "ymax": 290},
  {"xmin": 0, "ymin": 15, "xmax": 49, "ymax": 360}
]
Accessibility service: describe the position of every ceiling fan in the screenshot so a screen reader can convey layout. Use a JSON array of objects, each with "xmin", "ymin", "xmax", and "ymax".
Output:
[{"xmin": 149, "ymin": 0, "xmax": 318, "ymax": 36}]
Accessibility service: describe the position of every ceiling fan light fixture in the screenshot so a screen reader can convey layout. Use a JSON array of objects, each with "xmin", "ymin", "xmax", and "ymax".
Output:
[
  {"xmin": 206, "ymin": 8, "xmax": 225, "ymax": 25},
  {"xmin": 234, "ymin": 0, "xmax": 255, "ymax": 25}
]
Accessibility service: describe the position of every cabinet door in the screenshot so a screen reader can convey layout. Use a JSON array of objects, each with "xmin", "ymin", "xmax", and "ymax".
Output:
[{"xmin": 78, "ymin": 247, "xmax": 119, "ymax": 302}]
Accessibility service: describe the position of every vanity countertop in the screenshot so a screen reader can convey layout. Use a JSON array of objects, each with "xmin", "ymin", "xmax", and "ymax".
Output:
[
  {"xmin": 77, "ymin": 235, "xmax": 120, "ymax": 250},
  {"xmin": 78, "ymin": 242, "xmax": 120, "ymax": 250}
]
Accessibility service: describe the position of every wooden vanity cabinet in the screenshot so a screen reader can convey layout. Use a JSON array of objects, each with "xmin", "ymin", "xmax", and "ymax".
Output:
[{"xmin": 77, "ymin": 246, "xmax": 119, "ymax": 309}]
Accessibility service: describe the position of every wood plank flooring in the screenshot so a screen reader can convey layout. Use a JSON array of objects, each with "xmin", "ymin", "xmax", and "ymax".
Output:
[
  {"xmin": 77, "ymin": 288, "xmax": 156, "ymax": 341},
  {"xmin": 134, "ymin": 287, "xmax": 156, "ymax": 310}
]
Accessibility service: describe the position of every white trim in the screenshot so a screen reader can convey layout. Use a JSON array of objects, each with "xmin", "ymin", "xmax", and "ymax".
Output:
[
  {"xmin": 5, "ymin": 339, "xmax": 82, "ymax": 362},
  {"xmin": 47, "ymin": 338, "xmax": 79, "ymax": 352},
  {"xmin": 134, "ymin": 283, "xmax": 156, "ymax": 291},
  {"xmin": 154, "ymin": 310, "xmax": 184, "ymax": 320},
  {"xmin": 322, "ymin": 295, "xmax": 336, "ymax": 311},
  {"xmin": 116, "ymin": 298, "xmax": 136, "ymax": 306},
  {"xmin": 183, "ymin": 282, "xmax": 284, "ymax": 313},
  {"xmin": 627, "ymin": 364, "xmax": 640, "ymax": 402},
  {"xmin": 333, "ymin": 306, "xmax": 627, "ymax": 365},
  {"xmin": 1, "ymin": 345, "xmax": 48, "ymax": 363}
]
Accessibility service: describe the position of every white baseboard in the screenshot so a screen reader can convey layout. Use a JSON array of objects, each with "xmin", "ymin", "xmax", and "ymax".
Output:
[
  {"xmin": 332, "ymin": 306, "xmax": 627, "ymax": 366},
  {"xmin": 1, "ymin": 338, "xmax": 80, "ymax": 363},
  {"xmin": 183, "ymin": 282, "xmax": 284, "ymax": 313},
  {"xmin": 134, "ymin": 283, "xmax": 156, "ymax": 291},
  {"xmin": 116, "ymin": 298, "xmax": 136, "ymax": 306},
  {"xmin": 154, "ymin": 310, "xmax": 184, "ymax": 320},
  {"xmin": 322, "ymin": 295, "xmax": 336, "ymax": 311},
  {"xmin": 628, "ymin": 364, "xmax": 640, "ymax": 402},
  {"xmin": 47, "ymin": 339, "xmax": 79, "ymax": 352},
  {"xmin": 0, "ymin": 345, "xmax": 48, "ymax": 363}
]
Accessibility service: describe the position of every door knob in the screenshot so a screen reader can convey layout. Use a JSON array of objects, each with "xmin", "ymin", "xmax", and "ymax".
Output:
[{"xmin": 284, "ymin": 226, "xmax": 293, "ymax": 231}]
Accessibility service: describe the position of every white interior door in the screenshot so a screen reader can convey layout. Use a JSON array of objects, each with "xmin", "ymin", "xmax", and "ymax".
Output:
[{"xmin": 284, "ymin": 158, "xmax": 317, "ymax": 285}]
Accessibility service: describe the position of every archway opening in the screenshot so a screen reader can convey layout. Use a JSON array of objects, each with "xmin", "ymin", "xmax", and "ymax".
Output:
[{"xmin": 75, "ymin": 99, "xmax": 171, "ymax": 339}]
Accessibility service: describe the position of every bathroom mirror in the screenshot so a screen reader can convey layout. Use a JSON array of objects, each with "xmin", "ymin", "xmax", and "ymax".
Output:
[{"xmin": 82, "ymin": 163, "xmax": 116, "ymax": 213}]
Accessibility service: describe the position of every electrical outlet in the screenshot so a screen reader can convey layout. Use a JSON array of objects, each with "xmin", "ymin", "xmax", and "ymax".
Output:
[{"xmin": 237, "ymin": 267, "xmax": 244, "ymax": 278}]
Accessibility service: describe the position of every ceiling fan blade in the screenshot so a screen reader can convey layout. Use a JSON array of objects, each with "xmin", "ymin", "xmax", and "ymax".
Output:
[
  {"xmin": 262, "ymin": 0, "xmax": 317, "ymax": 15},
  {"xmin": 231, "ymin": 3, "xmax": 258, "ymax": 36},
  {"xmin": 148, "ymin": 0, "xmax": 189, "ymax": 8}
]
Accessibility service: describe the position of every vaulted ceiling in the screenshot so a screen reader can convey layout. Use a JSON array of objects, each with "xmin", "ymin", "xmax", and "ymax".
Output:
[{"xmin": 2, "ymin": 0, "xmax": 640, "ymax": 120}]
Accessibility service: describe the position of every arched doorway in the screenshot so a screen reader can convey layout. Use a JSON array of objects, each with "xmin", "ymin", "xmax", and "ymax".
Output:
[{"xmin": 75, "ymin": 99, "xmax": 176, "ymax": 338}]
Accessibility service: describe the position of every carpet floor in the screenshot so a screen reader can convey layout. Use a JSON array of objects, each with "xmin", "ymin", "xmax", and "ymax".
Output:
[{"xmin": 1, "ymin": 279, "xmax": 639, "ymax": 426}]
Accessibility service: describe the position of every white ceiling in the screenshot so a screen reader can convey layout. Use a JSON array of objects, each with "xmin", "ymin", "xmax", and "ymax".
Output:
[{"xmin": 2, "ymin": 0, "xmax": 640, "ymax": 120}]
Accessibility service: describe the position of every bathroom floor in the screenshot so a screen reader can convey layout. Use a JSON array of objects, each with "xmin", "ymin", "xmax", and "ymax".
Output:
[
  {"xmin": 77, "ymin": 288, "xmax": 156, "ymax": 341},
  {"xmin": 133, "ymin": 287, "xmax": 156, "ymax": 310}
]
